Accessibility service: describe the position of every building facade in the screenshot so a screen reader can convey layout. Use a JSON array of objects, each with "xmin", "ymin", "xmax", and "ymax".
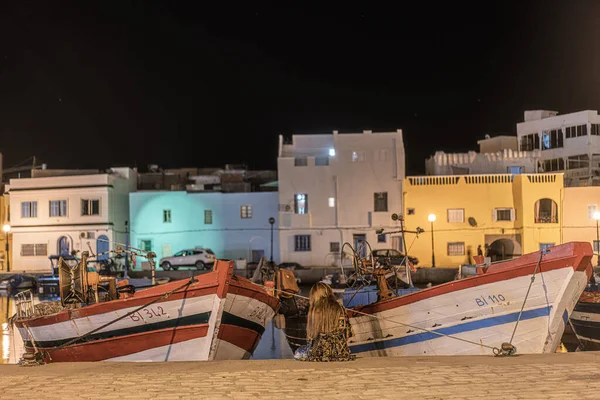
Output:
[
  {"xmin": 277, "ymin": 130, "xmax": 405, "ymax": 267},
  {"xmin": 426, "ymin": 135, "xmax": 540, "ymax": 176},
  {"xmin": 129, "ymin": 191, "xmax": 280, "ymax": 265},
  {"xmin": 562, "ymin": 186, "xmax": 600, "ymax": 266},
  {"xmin": 8, "ymin": 168, "xmax": 137, "ymax": 272},
  {"xmin": 517, "ymin": 110, "xmax": 600, "ymax": 186},
  {"xmin": 403, "ymin": 173, "xmax": 563, "ymax": 267}
]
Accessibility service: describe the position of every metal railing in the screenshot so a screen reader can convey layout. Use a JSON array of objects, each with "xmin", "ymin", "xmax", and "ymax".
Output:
[{"xmin": 15, "ymin": 290, "xmax": 35, "ymax": 318}]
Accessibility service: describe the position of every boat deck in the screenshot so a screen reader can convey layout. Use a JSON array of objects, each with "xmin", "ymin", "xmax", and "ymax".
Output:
[{"xmin": 2, "ymin": 352, "xmax": 599, "ymax": 399}]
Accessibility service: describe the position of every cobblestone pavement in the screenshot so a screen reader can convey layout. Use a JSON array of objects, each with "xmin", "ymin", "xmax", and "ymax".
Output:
[{"xmin": 1, "ymin": 352, "xmax": 599, "ymax": 399}]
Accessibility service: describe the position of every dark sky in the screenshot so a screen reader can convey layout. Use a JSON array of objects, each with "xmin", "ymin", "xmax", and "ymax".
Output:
[{"xmin": 1, "ymin": 1, "xmax": 599, "ymax": 175}]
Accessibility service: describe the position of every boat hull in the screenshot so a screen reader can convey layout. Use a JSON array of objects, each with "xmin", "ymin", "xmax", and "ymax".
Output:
[
  {"xmin": 569, "ymin": 290, "xmax": 600, "ymax": 351},
  {"xmin": 348, "ymin": 242, "xmax": 592, "ymax": 357},
  {"xmin": 15, "ymin": 260, "xmax": 279, "ymax": 362}
]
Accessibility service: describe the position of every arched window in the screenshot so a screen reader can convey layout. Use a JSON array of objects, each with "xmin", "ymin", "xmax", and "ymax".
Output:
[{"xmin": 534, "ymin": 199, "xmax": 558, "ymax": 223}]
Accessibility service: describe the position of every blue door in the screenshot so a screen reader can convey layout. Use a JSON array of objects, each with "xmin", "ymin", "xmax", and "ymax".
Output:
[
  {"xmin": 58, "ymin": 236, "xmax": 70, "ymax": 256},
  {"xmin": 97, "ymin": 235, "xmax": 109, "ymax": 261}
]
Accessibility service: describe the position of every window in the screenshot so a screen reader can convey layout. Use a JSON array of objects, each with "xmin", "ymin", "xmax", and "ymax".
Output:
[
  {"xmin": 163, "ymin": 209, "xmax": 172, "ymax": 223},
  {"xmin": 374, "ymin": 192, "xmax": 388, "ymax": 212},
  {"xmin": 494, "ymin": 208, "xmax": 515, "ymax": 222},
  {"xmin": 295, "ymin": 235, "xmax": 311, "ymax": 252},
  {"xmin": 448, "ymin": 242, "xmax": 465, "ymax": 256},
  {"xmin": 520, "ymin": 133, "xmax": 539, "ymax": 151},
  {"xmin": 566, "ymin": 125, "xmax": 588, "ymax": 138},
  {"xmin": 542, "ymin": 158, "xmax": 565, "ymax": 172},
  {"xmin": 594, "ymin": 240, "xmax": 600, "ymax": 253},
  {"xmin": 295, "ymin": 194, "xmax": 308, "ymax": 214},
  {"xmin": 140, "ymin": 240, "xmax": 152, "ymax": 252},
  {"xmin": 567, "ymin": 154, "xmax": 589, "ymax": 169},
  {"xmin": 330, "ymin": 242, "xmax": 340, "ymax": 252},
  {"xmin": 541, "ymin": 129, "xmax": 563, "ymax": 150},
  {"xmin": 204, "ymin": 210, "xmax": 213, "ymax": 224},
  {"xmin": 352, "ymin": 151, "xmax": 365, "ymax": 162},
  {"xmin": 328, "ymin": 197, "xmax": 335, "ymax": 208},
  {"xmin": 535, "ymin": 199, "xmax": 558, "ymax": 223},
  {"xmin": 508, "ymin": 166, "xmax": 523, "ymax": 174},
  {"xmin": 21, "ymin": 243, "xmax": 47, "ymax": 256},
  {"xmin": 447, "ymin": 208, "xmax": 464, "ymax": 223},
  {"xmin": 49, "ymin": 200, "xmax": 67, "ymax": 217},
  {"xmin": 81, "ymin": 199, "xmax": 100, "ymax": 216},
  {"xmin": 294, "ymin": 157, "xmax": 308, "ymax": 166},
  {"xmin": 377, "ymin": 234, "xmax": 387, "ymax": 243},
  {"xmin": 315, "ymin": 156, "xmax": 329, "ymax": 166},
  {"xmin": 540, "ymin": 243, "xmax": 555, "ymax": 251},
  {"xmin": 407, "ymin": 208, "xmax": 415, "ymax": 215},
  {"xmin": 592, "ymin": 124, "xmax": 600, "ymax": 136},
  {"xmin": 240, "ymin": 205, "xmax": 252, "ymax": 219},
  {"xmin": 21, "ymin": 201, "xmax": 37, "ymax": 218},
  {"xmin": 375, "ymin": 149, "xmax": 388, "ymax": 162}
]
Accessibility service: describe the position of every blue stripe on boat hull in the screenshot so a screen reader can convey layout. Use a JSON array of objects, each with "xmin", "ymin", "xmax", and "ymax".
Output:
[{"xmin": 349, "ymin": 306, "xmax": 552, "ymax": 354}]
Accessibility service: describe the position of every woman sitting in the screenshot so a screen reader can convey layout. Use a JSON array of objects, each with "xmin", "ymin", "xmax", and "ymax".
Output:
[{"xmin": 299, "ymin": 282, "xmax": 355, "ymax": 362}]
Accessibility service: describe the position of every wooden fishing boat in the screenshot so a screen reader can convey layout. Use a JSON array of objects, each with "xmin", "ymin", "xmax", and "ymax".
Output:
[
  {"xmin": 346, "ymin": 242, "xmax": 592, "ymax": 356},
  {"xmin": 13, "ymin": 255, "xmax": 279, "ymax": 362},
  {"xmin": 568, "ymin": 283, "xmax": 600, "ymax": 350}
]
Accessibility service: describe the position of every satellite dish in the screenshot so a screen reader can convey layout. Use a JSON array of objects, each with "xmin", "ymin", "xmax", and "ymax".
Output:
[
  {"xmin": 468, "ymin": 217, "xmax": 477, "ymax": 227},
  {"xmin": 485, "ymin": 134, "xmax": 491, "ymax": 139},
  {"xmin": 391, "ymin": 213, "xmax": 399, "ymax": 221}
]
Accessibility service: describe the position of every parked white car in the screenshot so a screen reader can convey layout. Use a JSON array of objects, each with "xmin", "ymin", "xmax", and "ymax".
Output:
[{"xmin": 159, "ymin": 248, "xmax": 216, "ymax": 271}]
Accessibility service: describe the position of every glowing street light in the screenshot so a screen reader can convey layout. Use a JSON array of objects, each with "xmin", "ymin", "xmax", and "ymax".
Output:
[
  {"xmin": 428, "ymin": 214, "xmax": 436, "ymax": 268},
  {"xmin": 593, "ymin": 211, "xmax": 600, "ymax": 267},
  {"xmin": 2, "ymin": 224, "xmax": 10, "ymax": 272}
]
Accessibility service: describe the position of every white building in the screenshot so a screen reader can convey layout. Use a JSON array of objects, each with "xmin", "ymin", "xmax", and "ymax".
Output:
[
  {"xmin": 8, "ymin": 168, "xmax": 137, "ymax": 272},
  {"xmin": 516, "ymin": 110, "xmax": 600, "ymax": 186},
  {"xmin": 426, "ymin": 135, "xmax": 540, "ymax": 176},
  {"xmin": 277, "ymin": 130, "xmax": 405, "ymax": 267},
  {"xmin": 129, "ymin": 191, "xmax": 279, "ymax": 265}
]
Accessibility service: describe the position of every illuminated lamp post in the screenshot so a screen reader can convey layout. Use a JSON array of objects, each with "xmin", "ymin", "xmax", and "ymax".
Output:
[
  {"xmin": 2, "ymin": 224, "xmax": 10, "ymax": 272},
  {"xmin": 594, "ymin": 211, "xmax": 600, "ymax": 267},
  {"xmin": 428, "ymin": 214, "xmax": 436, "ymax": 268}
]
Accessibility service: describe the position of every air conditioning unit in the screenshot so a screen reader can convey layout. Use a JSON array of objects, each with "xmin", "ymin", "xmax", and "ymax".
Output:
[{"xmin": 79, "ymin": 232, "xmax": 96, "ymax": 239}]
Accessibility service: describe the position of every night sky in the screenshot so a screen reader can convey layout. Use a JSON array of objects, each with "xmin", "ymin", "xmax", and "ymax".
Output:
[{"xmin": 1, "ymin": 1, "xmax": 599, "ymax": 175}]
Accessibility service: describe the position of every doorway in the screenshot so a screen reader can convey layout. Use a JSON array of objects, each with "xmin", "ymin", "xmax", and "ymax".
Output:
[
  {"xmin": 97, "ymin": 235, "xmax": 109, "ymax": 261},
  {"xmin": 353, "ymin": 234, "xmax": 367, "ymax": 258},
  {"xmin": 251, "ymin": 249, "xmax": 265, "ymax": 263},
  {"xmin": 58, "ymin": 236, "xmax": 70, "ymax": 256}
]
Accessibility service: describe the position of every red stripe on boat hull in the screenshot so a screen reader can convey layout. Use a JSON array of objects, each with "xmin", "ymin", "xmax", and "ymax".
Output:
[
  {"xmin": 351, "ymin": 242, "xmax": 593, "ymax": 316},
  {"xmin": 217, "ymin": 324, "xmax": 261, "ymax": 354},
  {"xmin": 30, "ymin": 324, "xmax": 209, "ymax": 362}
]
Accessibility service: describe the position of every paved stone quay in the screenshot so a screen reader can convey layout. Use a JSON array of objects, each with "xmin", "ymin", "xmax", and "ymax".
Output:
[{"xmin": 1, "ymin": 352, "xmax": 599, "ymax": 399}]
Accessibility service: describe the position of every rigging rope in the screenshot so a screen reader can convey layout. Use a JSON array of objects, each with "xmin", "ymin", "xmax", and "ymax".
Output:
[
  {"xmin": 262, "ymin": 284, "xmax": 500, "ymax": 354},
  {"xmin": 44, "ymin": 277, "xmax": 198, "ymax": 357},
  {"xmin": 508, "ymin": 249, "xmax": 546, "ymax": 346}
]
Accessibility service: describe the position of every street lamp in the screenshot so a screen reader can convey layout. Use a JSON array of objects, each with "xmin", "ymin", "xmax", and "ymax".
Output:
[
  {"xmin": 428, "ymin": 214, "xmax": 436, "ymax": 268},
  {"xmin": 593, "ymin": 211, "xmax": 600, "ymax": 267},
  {"xmin": 2, "ymin": 224, "xmax": 10, "ymax": 272},
  {"xmin": 268, "ymin": 217, "xmax": 276, "ymax": 263}
]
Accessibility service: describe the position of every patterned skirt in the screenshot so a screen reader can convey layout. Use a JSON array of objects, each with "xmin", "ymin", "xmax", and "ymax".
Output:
[{"xmin": 305, "ymin": 330, "xmax": 356, "ymax": 362}]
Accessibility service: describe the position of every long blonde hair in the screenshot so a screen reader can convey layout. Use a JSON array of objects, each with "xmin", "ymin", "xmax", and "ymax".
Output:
[{"xmin": 306, "ymin": 283, "xmax": 344, "ymax": 340}]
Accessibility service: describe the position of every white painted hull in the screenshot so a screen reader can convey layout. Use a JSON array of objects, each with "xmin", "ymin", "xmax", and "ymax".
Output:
[{"xmin": 349, "ymin": 267, "xmax": 588, "ymax": 356}]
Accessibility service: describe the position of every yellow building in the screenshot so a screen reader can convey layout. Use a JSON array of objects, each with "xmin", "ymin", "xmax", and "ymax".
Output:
[
  {"xmin": 403, "ymin": 173, "xmax": 563, "ymax": 267},
  {"xmin": 562, "ymin": 187, "xmax": 600, "ymax": 266},
  {"xmin": 0, "ymin": 193, "xmax": 11, "ymax": 271}
]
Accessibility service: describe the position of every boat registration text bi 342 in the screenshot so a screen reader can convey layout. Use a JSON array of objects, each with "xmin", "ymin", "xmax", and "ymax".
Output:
[{"xmin": 129, "ymin": 306, "xmax": 169, "ymax": 323}]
